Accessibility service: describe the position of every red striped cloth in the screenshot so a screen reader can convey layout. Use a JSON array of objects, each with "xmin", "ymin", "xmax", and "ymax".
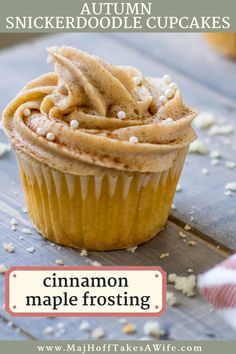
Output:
[{"xmin": 198, "ymin": 254, "xmax": 236, "ymax": 330}]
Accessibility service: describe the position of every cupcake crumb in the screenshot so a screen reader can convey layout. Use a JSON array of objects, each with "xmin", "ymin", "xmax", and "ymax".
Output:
[
  {"xmin": 194, "ymin": 112, "xmax": 214, "ymax": 129},
  {"xmin": 168, "ymin": 273, "xmax": 196, "ymax": 297},
  {"xmin": 80, "ymin": 249, "xmax": 88, "ymax": 257},
  {"xmin": 11, "ymin": 218, "xmax": 18, "ymax": 226},
  {"xmin": 122, "ymin": 323, "xmax": 137, "ymax": 334},
  {"xmin": 91, "ymin": 261, "xmax": 102, "ymax": 266},
  {"xmin": 225, "ymin": 161, "xmax": 236, "ymax": 169},
  {"xmin": 55, "ymin": 259, "xmax": 64, "ymax": 266},
  {"xmin": 187, "ymin": 268, "xmax": 194, "ymax": 273},
  {"xmin": 0, "ymin": 264, "xmax": 8, "ymax": 274},
  {"xmin": 143, "ymin": 321, "xmax": 165, "ymax": 337},
  {"xmin": 167, "ymin": 292, "xmax": 178, "ymax": 306},
  {"xmin": 188, "ymin": 240, "xmax": 197, "ymax": 246},
  {"xmin": 0, "ymin": 143, "xmax": 11, "ymax": 157},
  {"xmin": 178, "ymin": 231, "xmax": 186, "ymax": 238},
  {"xmin": 3, "ymin": 243, "xmax": 15, "ymax": 253},
  {"xmin": 159, "ymin": 253, "xmax": 170, "ymax": 260},
  {"xmin": 209, "ymin": 124, "xmax": 234, "ymax": 136},
  {"xmin": 22, "ymin": 228, "xmax": 32, "ymax": 235},
  {"xmin": 184, "ymin": 224, "xmax": 191, "ymax": 231},
  {"xmin": 79, "ymin": 320, "xmax": 90, "ymax": 331},
  {"xmin": 224, "ymin": 190, "xmax": 232, "ymax": 197},
  {"xmin": 91, "ymin": 327, "xmax": 105, "ymax": 339},
  {"xmin": 43, "ymin": 326, "xmax": 54, "ymax": 335},
  {"xmin": 225, "ymin": 182, "xmax": 236, "ymax": 192},
  {"xmin": 189, "ymin": 139, "xmax": 208, "ymax": 155},
  {"xmin": 26, "ymin": 246, "xmax": 35, "ymax": 253},
  {"xmin": 126, "ymin": 246, "xmax": 137, "ymax": 253}
]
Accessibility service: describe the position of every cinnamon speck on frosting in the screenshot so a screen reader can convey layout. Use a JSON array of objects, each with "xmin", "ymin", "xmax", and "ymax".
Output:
[
  {"xmin": 23, "ymin": 108, "xmax": 31, "ymax": 117},
  {"xmin": 46, "ymin": 132, "xmax": 56, "ymax": 141},
  {"xmin": 163, "ymin": 74, "xmax": 172, "ymax": 84},
  {"xmin": 129, "ymin": 136, "xmax": 138, "ymax": 144},
  {"xmin": 70, "ymin": 120, "xmax": 79, "ymax": 129},
  {"xmin": 117, "ymin": 111, "xmax": 126, "ymax": 120}
]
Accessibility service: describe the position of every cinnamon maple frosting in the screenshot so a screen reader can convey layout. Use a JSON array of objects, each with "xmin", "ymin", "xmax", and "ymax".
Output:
[{"xmin": 2, "ymin": 46, "xmax": 197, "ymax": 175}]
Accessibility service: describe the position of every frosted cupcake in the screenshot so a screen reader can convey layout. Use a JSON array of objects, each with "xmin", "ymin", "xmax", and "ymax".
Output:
[
  {"xmin": 204, "ymin": 33, "xmax": 236, "ymax": 59},
  {"xmin": 2, "ymin": 46, "xmax": 197, "ymax": 251}
]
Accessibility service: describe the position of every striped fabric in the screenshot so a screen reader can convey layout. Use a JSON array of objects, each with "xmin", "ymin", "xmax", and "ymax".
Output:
[{"xmin": 198, "ymin": 254, "xmax": 236, "ymax": 330}]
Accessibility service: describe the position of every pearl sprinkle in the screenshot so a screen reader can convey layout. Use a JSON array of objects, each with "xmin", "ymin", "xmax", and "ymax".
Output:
[
  {"xmin": 129, "ymin": 136, "xmax": 139, "ymax": 144},
  {"xmin": 117, "ymin": 111, "xmax": 126, "ymax": 120},
  {"xmin": 70, "ymin": 120, "xmax": 79, "ymax": 129},
  {"xmin": 46, "ymin": 132, "xmax": 56, "ymax": 141},
  {"xmin": 23, "ymin": 108, "xmax": 31, "ymax": 117}
]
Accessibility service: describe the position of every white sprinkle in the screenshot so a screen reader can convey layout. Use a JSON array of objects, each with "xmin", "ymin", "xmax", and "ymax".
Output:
[
  {"xmin": 56, "ymin": 259, "xmax": 64, "ymax": 266},
  {"xmin": 176, "ymin": 183, "xmax": 182, "ymax": 192},
  {"xmin": 37, "ymin": 127, "xmax": 46, "ymax": 136},
  {"xmin": 22, "ymin": 207, "xmax": 28, "ymax": 213},
  {"xmin": 80, "ymin": 249, "xmax": 88, "ymax": 257},
  {"xmin": 23, "ymin": 108, "xmax": 31, "ymax": 117},
  {"xmin": 143, "ymin": 321, "xmax": 165, "ymax": 337},
  {"xmin": 163, "ymin": 74, "xmax": 172, "ymax": 84},
  {"xmin": 169, "ymin": 82, "xmax": 178, "ymax": 91},
  {"xmin": 0, "ymin": 264, "xmax": 7, "ymax": 274},
  {"xmin": 209, "ymin": 125, "xmax": 234, "ymax": 136},
  {"xmin": 164, "ymin": 88, "xmax": 175, "ymax": 99},
  {"xmin": 161, "ymin": 118, "xmax": 173, "ymax": 126},
  {"xmin": 225, "ymin": 182, "xmax": 236, "ymax": 192},
  {"xmin": 18, "ymin": 236, "xmax": 24, "ymax": 240},
  {"xmin": 46, "ymin": 132, "xmax": 55, "ymax": 141},
  {"xmin": 79, "ymin": 321, "xmax": 90, "ymax": 331},
  {"xmin": 225, "ymin": 161, "xmax": 236, "ymax": 169},
  {"xmin": 70, "ymin": 120, "xmax": 79, "ymax": 129},
  {"xmin": 211, "ymin": 158, "xmax": 220, "ymax": 166},
  {"xmin": 11, "ymin": 225, "xmax": 17, "ymax": 232},
  {"xmin": 194, "ymin": 112, "xmax": 215, "ymax": 129},
  {"xmin": 159, "ymin": 95, "xmax": 168, "ymax": 105},
  {"xmin": 0, "ymin": 143, "xmax": 11, "ymax": 157},
  {"xmin": 224, "ymin": 190, "xmax": 232, "ymax": 197},
  {"xmin": 189, "ymin": 140, "xmax": 208, "ymax": 155},
  {"xmin": 3, "ymin": 243, "xmax": 15, "ymax": 253},
  {"xmin": 133, "ymin": 76, "xmax": 142, "ymax": 85},
  {"xmin": 43, "ymin": 326, "xmax": 54, "ymax": 335},
  {"xmin": 22, "ymin": 228, "xmax": 32, "ymax": 235},
  {"xmin": 117, "ymin": 111, "xmax": 126, "ymax": 120},
  {"xmin": 91, "ymin": 327, "xmax": 105, "ymax": 339},
  {"xmin": 210, "ymin": 150, "xmax": 221, "ymax": 159},
  {"xmin": 202, "ymin": 168, "xmax": 209, "ymax": 175},
  {"xmin": 26, "ymin": 246, "xmax": 35, "ymax": 253},
  {"xmin": 126, "ymin": 246, "xmax": 137, "ymax": 253},
  {"xmin": 129, "ymin": 136, "xmax": 138, "ymax": 144},
  {"xmin": 11, "ymin": 218, "xmax": 18, "ymax": 226},
  {"xmin": 167, "ymin": 292, "xmax": 177, "ymax": 306}
]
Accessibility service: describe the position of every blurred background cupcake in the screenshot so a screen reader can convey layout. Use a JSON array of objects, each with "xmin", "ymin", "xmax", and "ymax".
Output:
[{"xmin": 204, "ymin": 33, "xmax": 236, "ymax": 59}]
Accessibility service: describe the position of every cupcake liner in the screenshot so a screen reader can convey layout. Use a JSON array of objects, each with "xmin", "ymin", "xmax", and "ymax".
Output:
[
  {"xmin": 16, "ymin": 147, "xmax": 188, "ymax": 251},
  {"xmin": 205, "ymin": 33, "xmax": 236, "ymax": 59}
]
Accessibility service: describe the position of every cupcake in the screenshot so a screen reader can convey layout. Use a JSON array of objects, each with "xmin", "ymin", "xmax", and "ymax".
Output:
[
  {"xmin": 204, "ymin": 33, "xmax": 236, "ymax": 59},
  {"xmin": 2, "ymin": 46, "xmax": 197, "ymax": 251}
]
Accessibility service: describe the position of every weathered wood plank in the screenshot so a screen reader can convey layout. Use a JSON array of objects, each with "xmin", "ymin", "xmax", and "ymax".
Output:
[
  {"xmin": 0, "ymin": 316, "xmax": 30, "ymax": 340},
  {"xmin": 112, "ymin": 33, "xmax": 236, "ymax": 101},
  {"xmin": 0, "ymin": 33, "xmax": 235, "ymax": 249}
]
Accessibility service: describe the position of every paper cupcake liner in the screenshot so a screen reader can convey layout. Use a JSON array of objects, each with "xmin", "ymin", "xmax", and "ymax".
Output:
[
  {"xmin": 16, "ymin": 148, "xmax": 188, "ymax": 251},
  {"xmin": 204, "ymin": 33, "xmax": 236, "ymax": 59}
]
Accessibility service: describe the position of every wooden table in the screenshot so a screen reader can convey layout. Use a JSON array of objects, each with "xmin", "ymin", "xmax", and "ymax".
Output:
[{"xmin": 0, "ymin": 33, "xmax": 236, "ymax": 340}]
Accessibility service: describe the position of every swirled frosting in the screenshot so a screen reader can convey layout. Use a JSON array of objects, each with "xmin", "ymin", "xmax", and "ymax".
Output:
[{"xmin": 2, "ymin": 46, "xmax": 197, "ymax": 174}]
